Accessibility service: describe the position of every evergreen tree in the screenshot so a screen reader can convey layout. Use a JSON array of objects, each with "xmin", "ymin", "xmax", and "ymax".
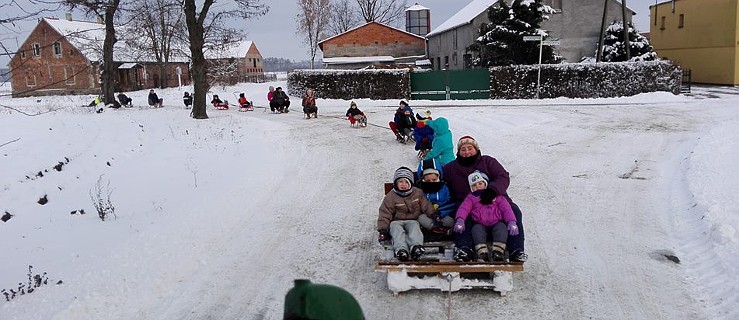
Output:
[
  {"xmin": 600, "ymin": 21, "xmax": 658, "ymax": 62},
  {"xmin": 467, "ymin": 0, "xmax": 561, "ymax": 67}
]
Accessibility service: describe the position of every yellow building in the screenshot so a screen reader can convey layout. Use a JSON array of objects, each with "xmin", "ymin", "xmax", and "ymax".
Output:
[{"xmin": 650, "ymin": 0, "xmax": 739, "ymax": 85}]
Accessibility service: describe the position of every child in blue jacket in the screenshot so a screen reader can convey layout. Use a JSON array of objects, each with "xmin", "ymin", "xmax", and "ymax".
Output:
[{"xmin": 416, "ymin": 159, "xmax": 456, "ymax": 234}]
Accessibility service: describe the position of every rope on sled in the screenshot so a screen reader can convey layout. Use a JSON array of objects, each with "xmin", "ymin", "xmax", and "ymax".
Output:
[
  {"xmin": 446, "ymin": 273, "xmax": 454, "ymax": 320},
  {"xmin": 314, "ymin": 113, "xmax": 389, "ymax": 129}
]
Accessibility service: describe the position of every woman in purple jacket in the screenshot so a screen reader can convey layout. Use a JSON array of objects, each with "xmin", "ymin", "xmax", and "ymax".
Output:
[{"xmin": 443, "ymin": 135, "xmax": 527, "ymax": 262}]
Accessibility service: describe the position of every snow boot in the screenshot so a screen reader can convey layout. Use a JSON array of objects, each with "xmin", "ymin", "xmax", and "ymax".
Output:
[
  {"xmin": 396, "ymin": 249, "xmax": 410, "ymax": 262},
  {"xmin": 454, "ymin": 247, "xmax": 473, "ymax": 262},
  {"xmin": 475, "ymin": 244, "xmax": 489, "ymax": 262},
  {"xmin": 492, "ymin": 242, "xmax": 506, "ymax": 262},
  {"xmin": 410, "ymin": 245, "xmax": 425, "ymax": 261},
  {"xmin": 510, "ymin": 250, "xmax": 528, "ymax": 262}
]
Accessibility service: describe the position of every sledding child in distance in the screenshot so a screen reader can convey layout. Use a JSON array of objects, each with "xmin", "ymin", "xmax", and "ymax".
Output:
[
  {"xmin": 415, "ymin": 159, "xmax": 457, "ymax": 234},
  {"xmin": 453, "ymin": 170, "xmax": 518, "ymax": 262},
  {"xmin": 377, "ymin": 167, "xmax": 436, "ymax": 261},
  {"xmin": 117, "ymin": 92, "xmax": 133, "ymax": 107},
  {"xmin": 183, "ymin": 92, "xmax": 193, "ymax": 109},
  {"xmin": 270, "ymin": 87, "xmax": 290, "ymax": 113},
  {"xmin": 302, "ymin": 89, "xmax": 318, "ymax": 119},
  {"xmin": 211, "ymin": 94, "xmax": 229, "ymax": 109},
  {"xmin": 389, "ymin": 100, "xmax": 416, "ymax": 143},
  {"xmin": 148, "ymin": 89, "xmax": 163, "ymax": 108},
  {"xmin": 346, "ymin": 101, "xmax": 367, "ymax": 127},
  {"xmin": 238, "ymin": 93, "xmax": 253, "ymax": 110},
  {"xmin": 267, "ymin": 86, "xmax": 275, "ymax": 111}
]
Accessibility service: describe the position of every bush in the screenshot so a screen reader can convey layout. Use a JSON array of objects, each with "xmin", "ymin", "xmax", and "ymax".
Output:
[{"xmin": 287, "ymin": 69, "xmax": 410, "ymax": 100}]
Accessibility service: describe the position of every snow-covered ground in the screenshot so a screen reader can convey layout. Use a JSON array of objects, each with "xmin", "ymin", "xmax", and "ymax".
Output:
[{"xmin": 0, "ymin": 82, "xmax": 737, "ymax": 320}]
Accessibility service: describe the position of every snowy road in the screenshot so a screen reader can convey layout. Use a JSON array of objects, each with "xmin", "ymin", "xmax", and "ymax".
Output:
[{"xmin": 1, "ymin": 85, "xmax": 737, "ymax": 319}]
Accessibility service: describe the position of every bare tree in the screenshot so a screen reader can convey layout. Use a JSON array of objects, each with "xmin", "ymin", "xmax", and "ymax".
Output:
[
  {"xmin": 355, "ymin": 0, "xmax": 406, "ymax": 26},
  {"xmin": 327, "ymin": 0, "xmax": 360, "ymax": 35},
  {"xmin": 125, "ymin": 0, "xmax": 186, "ymax": 89},
  {"xmin": 1, "ymin": 1, "xmax": 64, "ymax": 70},
  {"xmin": 297, "ymin": 0, "xmax": 331, "ymax": 69},
  {"xmin": 64, "ymin": 0, "xmax": 122, "ymax": 107},
  {"xmin": 183, "ymin": 0, "xmax": 268, "ymax": 119}
]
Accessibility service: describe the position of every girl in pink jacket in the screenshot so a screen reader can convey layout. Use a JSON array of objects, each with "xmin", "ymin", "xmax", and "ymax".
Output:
[{"xmin": 453, "ymin": 171, "xmax": 519, "ymax": 262}]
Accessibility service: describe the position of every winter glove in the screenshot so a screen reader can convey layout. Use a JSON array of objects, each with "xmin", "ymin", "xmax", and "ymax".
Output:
[
  {"xmin": 378, "ymin": 231, "xmax": 391, "ymax": 243},
  {"xmin": 453, "ymin": 218, "xmax": 465, "ymax": 233},
  {"xmin": 507, "ymin": 221, "xmax": 519, "ymax": 236},
  {"xmin": 480, "ymin": 188, "xmax": 496, "ymax": 205}
]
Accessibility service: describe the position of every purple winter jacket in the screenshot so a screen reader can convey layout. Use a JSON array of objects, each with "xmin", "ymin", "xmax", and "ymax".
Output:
[
  {"xmin": 456, "ymin": 194, "xmax": 516, "ymax": 227},
  {"xmin": 442, "ymin": 154, "xmax": 511, "ymax": 205}
]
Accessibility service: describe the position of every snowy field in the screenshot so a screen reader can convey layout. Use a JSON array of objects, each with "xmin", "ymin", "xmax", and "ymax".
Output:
[{"xmin": 0, "ymin": 81, "xmax": 737, "ymax": 320}]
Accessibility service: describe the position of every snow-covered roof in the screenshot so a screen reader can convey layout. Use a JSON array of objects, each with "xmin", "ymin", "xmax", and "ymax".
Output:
[
  {"xmin": 118, "ymin": 63, "xmax": 141, "ymax": 69},
  {"xmin": 415, "ymin": 59, "xmax": 431, "ymax": 66},
  {"xmin": 43, "ymin": 17, "xmax": 107, "ymax": 61},
  {"xmin": 204, "ymin": 41, "xmax": 254, "ymax": 59},
  {"xmin": 406, "ymin": 3, "xmax": 430, "ymax": 11},
  {"xmin": 323, "ymin": 56, "xmax": 396, "ymax": 64},
  {"xmin": 322, "ymin": 55, "xmax": 427, "ymax": 65},
  {"xmin": 426, "ymin": 0, "xmax": 497, "ymax": 37}
]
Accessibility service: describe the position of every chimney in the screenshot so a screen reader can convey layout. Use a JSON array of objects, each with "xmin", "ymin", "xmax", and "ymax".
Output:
[
  {"xmin": 65, "ymin": 13, "xmax": 72, "ymax": 21},
  {"xmin": 96, "ymin": 16, "xmax": 104, "ymax": 24}
]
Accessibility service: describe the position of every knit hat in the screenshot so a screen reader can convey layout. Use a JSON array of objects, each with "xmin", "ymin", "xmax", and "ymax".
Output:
[
  {"xmin": 468, "ymin": 170, "xmax": 489, "ymax": 191},
  {"xmin": 399, "ymin": 100, "xmax": 409, "ymax": 107},
  {"xmin": 350, "ymin": 101, "xmax": 357, "ymax": 107},
  {"xmin": 422, "ymin": 167, "xmax": 440, "ymax": 178},
  {"xmin": 457, "ymin": 135, "xmax": 479, "ymax": 152},
  {"xmin": 393, "ymin": 167, "xmax": 414, "ymax": 194}
]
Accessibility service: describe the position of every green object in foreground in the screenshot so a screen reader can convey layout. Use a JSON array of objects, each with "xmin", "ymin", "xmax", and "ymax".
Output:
[{"xmin": 284, "ymin": 279, "xmax": 364, "ymax": 320}]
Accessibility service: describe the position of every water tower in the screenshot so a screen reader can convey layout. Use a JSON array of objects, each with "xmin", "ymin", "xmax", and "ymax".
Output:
[{"xmin": 405, "ymin": 3, "xmax": 431, "ymax": 36}]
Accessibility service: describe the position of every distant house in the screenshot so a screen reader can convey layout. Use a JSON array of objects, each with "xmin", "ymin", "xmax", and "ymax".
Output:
[
  {"xmin": 650, "ymin": 0, "xmax": 737, "ymax": 85},
  {"xmin": 426, "ymin": 0, "xmax": 635, "ymax": 70},
  {"xmin": 318, "ymin": 21, "xmax": 426, "ymax": 69},
  {"xmin": 205, "ymin": 41, "xmax": 266, "ymax": 83},
  {"xmin": 8, "ymin": 16, "xmax": 191, "ymax": 97}
]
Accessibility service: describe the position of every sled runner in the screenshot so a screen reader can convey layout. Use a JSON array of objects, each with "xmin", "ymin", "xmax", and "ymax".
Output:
[{"xmin": 376, "ymin": 182, "xmax": 524, "ymax": 296}]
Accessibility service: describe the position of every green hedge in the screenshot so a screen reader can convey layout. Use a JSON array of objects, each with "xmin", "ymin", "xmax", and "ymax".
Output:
[
  {"xmin": 287, "ymin": 69, "xmax": 410, "ymax": 100},
  {"xmin": 489, "ymin": 61, "xmax": 682, "ymax": 99}
]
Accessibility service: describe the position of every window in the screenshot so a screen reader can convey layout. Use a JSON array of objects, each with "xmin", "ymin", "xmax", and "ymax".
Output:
[
  {"xmin": 253, "ymin": 59, "xmax": 257, "ymax": 68},
  {"xmin": 32, "ymin": 43, "xmax": 41, "ymax": 57},
  {"xmin": 53, "ymin": 42, "xmax": 62, "ymax": 56},
  {"xmin": 21, "ymin": 51, "xmax": 26, "ymax": 59},
  {"xmin": 406, "ymin": 10, "xmax": 428, "ymax": 34},
  {"xmin": 543, "ymin": 0, "xmax": 562, "ymax": 12},
  {"xmin": 444, "ymin": 56, "xmax": 449, "ymax": 69},
  {"xmin": 436, "ymin": 57, "xmax": 440, "ymax": 70},
  {"xmin": 453, "ymin": 52, "xmax": 458, "ymax": 66},
  {"xmin": 660, "ymin": 16, "xmax": 666, "ymax": 30},
  {"xmin": 678, "ymin": 14, "xmax": 684, "ymax": 28},
  {"xmin": 64, "ymin": 66, "xmax": 76, "ymax": 85}
]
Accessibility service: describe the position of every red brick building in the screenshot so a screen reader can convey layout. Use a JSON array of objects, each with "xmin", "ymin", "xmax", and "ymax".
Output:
[
  {"xmin": 205, "ymin": 41, "xmax": 265, "ymax": 83},
  {"xmin": 9, "ymin": 17, "xmax": 191, "ymax": 97},
  {"xmin": 318, "ymin": 22, "xmax": 426, "ymax": 69}
]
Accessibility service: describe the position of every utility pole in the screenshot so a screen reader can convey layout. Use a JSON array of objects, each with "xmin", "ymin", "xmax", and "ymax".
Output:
[
  {"xmin": 622, "ymin": 0, "xmax": 631, "ymax": 60},
  {"xmin": 597, "ymin": 0, "xmax": 609, "ymax": 62}
]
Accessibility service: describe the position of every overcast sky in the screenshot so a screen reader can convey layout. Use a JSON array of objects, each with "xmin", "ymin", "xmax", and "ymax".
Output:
[{"xmin": 1, "ymin": 0, "xmax": 655, "ymax": 67}]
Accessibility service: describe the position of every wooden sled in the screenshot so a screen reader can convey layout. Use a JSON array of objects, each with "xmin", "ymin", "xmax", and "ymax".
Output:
[{"xmin": 377, "ymin": 183, "xmax": 524, "ymax": 296}]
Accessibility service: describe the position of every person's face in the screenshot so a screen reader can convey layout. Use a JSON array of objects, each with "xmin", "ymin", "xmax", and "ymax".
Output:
[
  {"xmin": 471, "ymin": 181, "xmax": 487, "ymax": 192},
  {"xmin": 404, "ymin": 110, "xmax": 411, "ymax": 116},
  {"xmin": 423, "ymin": 173, "xmax": 440, "ymax": 182},
  {"xmin": 351, "ymin": 105, "xmax": 357, "ymax": 109},
  {"xmin": 459, "ymin": 144, "xmax": 477, "ymax": 158},
  {"xmin": 396, "ymin": 178, "xmax": 411, "ymax": 191}
]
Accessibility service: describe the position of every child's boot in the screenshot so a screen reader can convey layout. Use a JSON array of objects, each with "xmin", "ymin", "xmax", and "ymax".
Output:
[
  {"xmin": 396, "ymin": 249, "xmax": 410, "ymax": 262},
  {"xmin": 411, "ymin": 245, "xmax": 426, "ymax": 261},
  {"xmin": 475, "ymin": 244, "xmax": 489, "ymax": 262},
  {"xmin": 492, "ymin": 242, "xmax": 507, "ymax": 262}
]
